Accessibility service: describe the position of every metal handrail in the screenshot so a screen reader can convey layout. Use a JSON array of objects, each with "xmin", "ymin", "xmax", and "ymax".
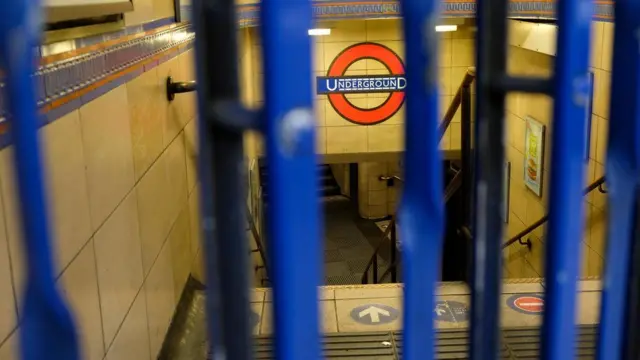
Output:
[
  {"xmin": 246, "ymin": 207, "xmax": 270, "ymax": 285},
  {"xmin": 501, "ymin": 176, "xmax": 606, "ymax": 249},
  {"xmin": 438, "ymin": 67, "xmax": 476, "ymax": 139},
  {"xmin": 367, "ymin": 173, "xmax": 465, "ymax": 284},
  {"xmin": 360, "ymin": 67, "xmax": 476, "ymax": 285},
  {"xmin": 360, "ymin": 217, "xmax": 396, "ymax": 284}
]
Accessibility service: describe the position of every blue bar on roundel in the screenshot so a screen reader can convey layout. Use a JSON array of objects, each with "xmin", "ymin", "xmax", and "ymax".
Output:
[
  {"xmin": 597, "ymin": 0, "xmax": 640, "ymax": 358},
  {"xmin": 398, "ymin": 0, "xmax": 443, "ymax": 359},
  {"xmin": 541, "ymin": 0, "xmax": 592, "ymax": 358},
  {"xmin": 259, "ymin": 0, "xmax": 322, "ymax": 359}
]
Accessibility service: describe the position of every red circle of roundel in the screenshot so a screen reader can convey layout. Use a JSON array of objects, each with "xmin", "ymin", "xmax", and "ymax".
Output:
[{"xmin": 326, "ymin": 43, "xmax": 405, "ymax": 125}]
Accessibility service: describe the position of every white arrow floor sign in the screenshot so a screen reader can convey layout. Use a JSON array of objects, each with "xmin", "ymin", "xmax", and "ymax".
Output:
[
  {"xmin": 359, "ymin": 306, "xmax": 390, "ymax": 323},
  {"xmin": 435, "ymin": 306, "xmax": 447, "ymax": 316}
]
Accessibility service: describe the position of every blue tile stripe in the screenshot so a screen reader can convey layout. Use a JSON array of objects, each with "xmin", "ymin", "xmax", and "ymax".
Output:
[{"xmin": 0, "ymin": 23, "xmax": 194, "ymax": 149}]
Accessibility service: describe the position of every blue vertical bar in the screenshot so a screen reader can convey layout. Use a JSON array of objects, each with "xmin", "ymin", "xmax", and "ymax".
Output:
[
  {"xmin": 597, "ymin": 1, "xmax": 640, "ymax": 358},
  {"xmin": 259, "ymin": 0, "xmax": 322, "ymax": 359},
  {"xmin": 0, "ymin": 1, "xmax": 79, "ymax": 360},
  {"xmin": 398, "ymin": 1, "xmax": 443, "ymax": 359},
  {"xmin": 541, "ymin": 0, "xmax": 592, "ymax": 358}
]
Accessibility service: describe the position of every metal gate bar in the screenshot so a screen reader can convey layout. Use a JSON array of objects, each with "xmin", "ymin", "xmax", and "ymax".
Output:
[
  {"xmin": 597, "ymin": 0, "xmax": 640, "ymax": 359},
  {"xmin": 0, "ymin": 2, "xmax": 80, "ymax": 360},
  {"xmin": 542, "ymin": 0, "xmax": 592, "ymax": 359},
  {"xmin": 397, "ymin": 0, "xmax": 444, "ymax": 358},
  {"xmin": 259, "ymin": 0, "xmax": 322, "ymax": 358}
]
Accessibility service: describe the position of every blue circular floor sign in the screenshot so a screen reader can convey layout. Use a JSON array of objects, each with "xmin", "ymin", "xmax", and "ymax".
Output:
[
  {"xmin": 350, "ymin": 304, "xmax": 399, "ymax": 325},
  {"xmin": 435, "ymin": 300, "xmax": 469, "ymax": 322},
  {"xmin": 506, "ymin": 294, "xmax": 544, "ymax": 315}
]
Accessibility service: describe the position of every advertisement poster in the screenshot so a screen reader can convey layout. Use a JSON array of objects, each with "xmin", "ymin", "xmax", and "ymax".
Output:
[
  {"xmin": 503, "ymin": 162, "xmax": 511, "ymax": 223},
  {"xmin": 524, "ymin": 117, "xmax": 545, "ymax": 197}
]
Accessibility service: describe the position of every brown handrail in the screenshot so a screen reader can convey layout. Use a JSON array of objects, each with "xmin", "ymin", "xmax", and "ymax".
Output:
[
  {"xmin": 438, "ymin": 67, "xmax": 476, "ymax": 140},
  {"xmin": 502, "ymin": 176, "xmax": 606, "ymax": 249}
]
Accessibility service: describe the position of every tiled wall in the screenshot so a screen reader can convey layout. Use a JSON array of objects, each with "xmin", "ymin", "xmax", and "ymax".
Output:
[
  {"xmin": 245, "ymin": 19, "xmax": 476, "ymax": 157},
  {"xmin": 358, "ymin": 161, "xmax": 402, "ymax": 219},
  {"xmin": 0, "ymin": 11, "xmax": 202, "ymax": 360},
  {"xmin": 503, "ymin": 21, "xmax": 611, "ymax": 279}
]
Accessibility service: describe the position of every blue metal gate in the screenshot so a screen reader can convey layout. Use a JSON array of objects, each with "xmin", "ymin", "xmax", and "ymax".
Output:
[{"xmin": 1, "ymin": 0, "xmax": 640, "ymax": 358}]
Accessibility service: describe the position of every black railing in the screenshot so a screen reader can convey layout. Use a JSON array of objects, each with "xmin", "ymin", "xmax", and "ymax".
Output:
[
  {"xmin": 360, "ymin": 68, "xmax": 476, "ymax": 285},
  {"xmin": 361, "ymin": 217, "xmax": 397, "ymax": 284},
  {"xmin": 247, "ymin": 207, "xmax": 270, "ymax": 286}
]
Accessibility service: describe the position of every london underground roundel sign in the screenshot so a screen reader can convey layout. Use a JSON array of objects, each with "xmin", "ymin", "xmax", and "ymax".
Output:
[{"xmin": 316, "ymin": 42, "xmax": 406, "ymax": 125}]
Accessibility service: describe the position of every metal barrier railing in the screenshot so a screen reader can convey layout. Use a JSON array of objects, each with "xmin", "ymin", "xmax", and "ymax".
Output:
[{"xmin": 3, "ymin": 0, "xmax": 640, "ymax": 357}]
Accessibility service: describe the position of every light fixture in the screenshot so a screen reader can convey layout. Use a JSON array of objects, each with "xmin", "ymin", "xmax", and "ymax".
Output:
[
  {"xmin": 308, "ymin": 28, "xmax": 331, "ymax": 36},
  {"xmin": 435, "ymin": 25, "xmax": 458, "ymax": 32}
]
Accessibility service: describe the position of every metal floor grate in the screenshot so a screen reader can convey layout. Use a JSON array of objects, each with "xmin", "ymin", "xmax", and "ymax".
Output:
[{"xmin": 242, "ymin": 326, "xmax": 597, "ymax": 359}]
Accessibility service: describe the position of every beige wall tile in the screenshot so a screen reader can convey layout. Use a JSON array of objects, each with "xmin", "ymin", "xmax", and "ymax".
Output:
[
  {"xmin": 439, "ymin": 67, "xmax": 452, "ymax": 96},
  {"xmin": 124, "ymin": 0, "xmax": 154, "ymax": 26},
  {"xmin": 316, "ymin": 127, "xmax": 327, "ymax": 154},
  {"xmin": 365, "ymin": 19, "xmax": 402, "ymax": 41},
  {"xmin": 326, "ymin": 127, "xmax": 367, "ymax": 154},
  {"xmin": 105, "ymin": 292, "xmax": 150, "ymax": 360},
  {"xmin": 439, "ymin": 37, "xmax": 452, "ymax": 66},
  {"xmin": 367, "ymin": 124, "xmax": 403, "ymax": 152},
  {"xmin": 136, "ymin": 155, "xmax": 171, "ymax": 275},
  {"xmin": 168, "ymin": 204, "xmax": 192, "ymax": 302},
  {"xmin": 156, "ymin": 57, "xmax": 183, "ymax": 147},
  {"xmin": 595, "ymin": 116, "xmax": 608, "ymax": 164},
  {"xmin": 41, "ymin": 110, "xmax": 93, "ymax": 272},
  {"xmin": 593, "ymin": 69, "xmax": 611, "ymax": 119},
  {"xmin": 58, "ymin": 242, "xmax": 105, "ymax": 360},
  {"xmin": 152, "ymin": 0, "xmax": 174, "ymax": 20},
  {"xmin": 315, "ymin": 98, "xmax": 327, "ymax": 126},
  {"xmin": 127, "ymin": 69, "xmax": 164, "ymax": 181},
  {"xmin": 590, "ymin": 22, "xmax": 604, "ymax": 69},
  {"xmin": 326, "ymin": 20, "xmax": 367, "ymax": 42},
  {"xmin": 601, "ymin": 22, "xmax": 614, "ymax": 72},
  {"xmin": 0, "ymin": 330, "xmax": 17, "ymax": 360},
  {"xmin": 177, "ymin": 51, "xmax": 197, "ymax": 124},
  {"xmin": 0, "ymin": 150, "xmax": 25, "ymax": 310},
  {"xmin": 0, "ymin": 189, "xmax": 15, "ymax": 345},
  {"xmin": 313, "ymin": 40, "xmax": 325, "ymax": 73},
  {"xmin": 93, "ymin": 192, "xmax": 144, "ymax": 346},
  {"xmin": 188, "ymin": 190, "xmax": 201, "ymax": 261},
  {"xmin": 452, "ymin": 39, "xmax": 474, "ymax": 67},
  {"xmin": 184, "ymin": 120, "xmax": 198, "ymax": 194},
  {"xmin": 449, "ymin": 122, "xmax": 461, "ymax": 150},
  {"xmin": 164, "ymin": 132, "xmax": 188, "ymax": 223},
  {"xmin": 144, "ymin": 241, "xmax": 175, "ymax": 358},
  {"xmin": 80, "ymin": 86, "xmax": 135, "ymax": 230}
]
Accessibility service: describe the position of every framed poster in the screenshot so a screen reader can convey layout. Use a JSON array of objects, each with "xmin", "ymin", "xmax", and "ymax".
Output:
[
  {"xmin": 503, "ymin": 162, "xmax": 511, "ymax": 223},
  {"xmin": 524, "ymin": 116, "xmax": 545, "ymax": 197},
  {"xmin": 584, "ymin": 71, "xmax": 595, "ymax": 162}
]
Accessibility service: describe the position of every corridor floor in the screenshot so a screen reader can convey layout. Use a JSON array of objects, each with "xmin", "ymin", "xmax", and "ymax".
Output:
[{"xmin": 322, "ymin": 196, "xmax": 387, "ymax": 285}]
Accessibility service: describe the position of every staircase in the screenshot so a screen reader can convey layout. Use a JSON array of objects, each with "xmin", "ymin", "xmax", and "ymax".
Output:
[{"xmin": 259, "ymin": 163, "xmax": 343, "ymax": 204}]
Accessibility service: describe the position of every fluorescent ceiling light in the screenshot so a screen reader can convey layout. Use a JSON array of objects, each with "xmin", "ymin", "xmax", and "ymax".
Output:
[
  {"xmin": 308, "ymin": 28, "xmax": 331, "ymax": 36},
  {"xmin": 435, "ymin": 25, "xmax": 457, "ymax": 32}
]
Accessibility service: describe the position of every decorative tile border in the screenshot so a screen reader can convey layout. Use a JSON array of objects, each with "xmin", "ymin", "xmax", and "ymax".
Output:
[
  {"xmin": 227, "ymin": 0, "xmax": 614, "ymax": 25},
  {"xmin": 0, "ymin": 23, "xmax": 195, "ymax": 148}
]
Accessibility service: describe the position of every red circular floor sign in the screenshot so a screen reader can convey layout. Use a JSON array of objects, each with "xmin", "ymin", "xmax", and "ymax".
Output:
[{"xmin": 507, "ymin": 294, "xmax": 544, "ymax": 315}]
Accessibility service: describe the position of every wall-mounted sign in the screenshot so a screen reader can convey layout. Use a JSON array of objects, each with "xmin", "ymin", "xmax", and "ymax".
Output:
[
  {"xmin": 524, "ymin": 116, "xmax": 545, "ymax": 197},
  {"xmin": 584, "ymin": 71, "xmax": 595, "ymax": 162},
  {"xmin": 316, "ymin": 42, "xmax": 405, "ymax": 125},
  {"xmin": 503, "ymin": 161, "xmax": 511, "ymax": 223}
]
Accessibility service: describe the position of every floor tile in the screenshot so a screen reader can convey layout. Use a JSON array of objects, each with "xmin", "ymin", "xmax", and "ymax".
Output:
[{"xmin": 261, "ymin": 300, "xmax": 337, "ymax": 334}]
